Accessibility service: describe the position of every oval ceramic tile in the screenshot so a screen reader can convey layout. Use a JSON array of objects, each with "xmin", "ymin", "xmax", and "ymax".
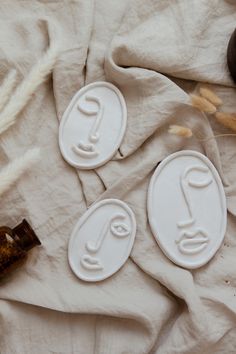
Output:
[
  {"xmin": 148, "ymin": 150, "xmax": 227, "ymax": 269},
  {"xmin": 59, "ymin": 81, "xmax": 127, "ymax": 169},
  {"xmin": 68, "ymin": 199, "xmax": 136, "ymax": 282}
]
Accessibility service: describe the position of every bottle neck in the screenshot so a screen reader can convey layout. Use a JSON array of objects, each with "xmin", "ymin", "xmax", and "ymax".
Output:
[{"xmin": 12, "ymin": 219, "xmax": 41, "ymax": 251}]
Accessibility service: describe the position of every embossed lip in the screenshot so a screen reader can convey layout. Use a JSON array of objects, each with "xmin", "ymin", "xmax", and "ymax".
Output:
[
  {"xmin": 80, "ymin": 254, "xmax": 103, "ymax": 271},
  {"xmin": 176, "ymin": 229, "xmax": 209, "ymax": 255},
  {"xmin": 72, "ymin": 142, "xmax": 99, "ymax": 158}
]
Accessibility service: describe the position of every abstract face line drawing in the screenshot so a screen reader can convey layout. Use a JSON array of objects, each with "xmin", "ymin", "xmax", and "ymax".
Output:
[
  {"xmin": 81, "ymin": 213, "xmax": 130, "ymax": 271},
  {"xmin": 59, "ymin": 82, "xmax": 127, "ymax": 170},
  {"xmin": 177, "ymin": 165, "xmax": 213, "ymax": 228},
  {"xmin": 72, "ymin": 95, "xmax": 104, "ymax": 158},
  {"xmin": 176, "ymin": 165, "xmax": 212, "ymax": 254},
  {"xmin": 147, "ymin": 150, "xmax": 227, "ymax": 269},
  {"xmin": 68, "ymin": 199, "xmax": 136, "ymax": 281}
]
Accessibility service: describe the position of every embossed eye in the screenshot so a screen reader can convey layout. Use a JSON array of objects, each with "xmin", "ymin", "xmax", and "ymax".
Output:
[
  {"xmin": 110, "ymin": 222, "xmax": 130, "ymax": 237},
  {"xmin": 186, "ymin": 166, "xmax": 213, "ymax": 188}
]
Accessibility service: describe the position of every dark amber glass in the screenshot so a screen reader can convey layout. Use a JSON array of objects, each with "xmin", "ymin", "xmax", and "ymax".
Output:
[
  {"xmin": 0, "ymin": 219, "xmax": 41, "ymax": 277},
  {"xmin": 227, "ymin": 28, "xmax": 236, "ymax": 83}
]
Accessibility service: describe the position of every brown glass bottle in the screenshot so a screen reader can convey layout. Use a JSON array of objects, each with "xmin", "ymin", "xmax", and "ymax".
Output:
[
  {"xmin": 227, "ymin": 28, "xmax": 236, "ymax": 83},
  {"xmin": 0, "ymin": 219, "xmax": 41, "ymax": 277}
]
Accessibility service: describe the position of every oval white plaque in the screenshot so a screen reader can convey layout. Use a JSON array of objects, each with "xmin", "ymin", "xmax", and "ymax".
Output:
[
  {"xmin": 68, "ymin": 199, "xmax": 136, "ymax": 281},
  {"xmin": 59, "ymin": 82, "xmax": 127, "ymax": 169},
  {"xmin": 148, "ymin": 150, "xmax": 227, "ymax": 269}
]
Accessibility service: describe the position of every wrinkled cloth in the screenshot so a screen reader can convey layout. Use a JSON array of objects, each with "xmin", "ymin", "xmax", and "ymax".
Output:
[{"xmin": 0, "ymin": 1, "xmax": 236, "ymax": 353}]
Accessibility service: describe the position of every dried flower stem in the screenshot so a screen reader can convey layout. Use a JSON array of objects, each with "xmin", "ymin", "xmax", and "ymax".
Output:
[
  {"xmin": 197, "ymin": 133, "xmax": 236, "ymax": 142},
  {"xmin": 0, "ymin": 43, "xmax": 59, "ymax": 135},
  {"xmin": 168, "ymin": 125, "xmax": 236, "ymax": 142},
  {"xmin": 170, "ymin": 89, "xmax": 236, "ymax": 143},
  {"xmin": 0, "ymin": 148, "xmax": 40, "ymax": 197}
]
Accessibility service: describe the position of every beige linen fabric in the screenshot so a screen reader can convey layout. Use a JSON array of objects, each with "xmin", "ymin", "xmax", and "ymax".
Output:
[{"xmin": 0, "ymin": 0, "xmax": 236, "ymax": 353}]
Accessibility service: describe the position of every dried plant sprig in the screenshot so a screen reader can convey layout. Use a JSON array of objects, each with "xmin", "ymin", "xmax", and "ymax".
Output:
[
  {"xmin": 199, "ymin": 87, "xmax": 222, "ymax": 107},
  {"xmin": 168, "ymin": 124, "xmax": 236, "ymax": 142},
  {"xmin": 0, "ymin": 70, "xmax": 18, "ymax": 112},
  {"xmin": 0, "ymin": 43, "xmax": 59, "ymax": 135},
  {"xmin": 199, "ymin": 133, "xmax": 236, "ymax": 142},
  {"xmin": 0, "ymin": 148, "xmax": 40, "ymax": 197},
  {"xmin": 190, "ymin": 94, "xmax": 217, "ymax": 114},
  {"xmin": 215, "ymin": 112, "xmax": 236, "ymax": 132},
  {"xmin": 168, "ymin": 125, "xmax": 193, "ymax": 138}
]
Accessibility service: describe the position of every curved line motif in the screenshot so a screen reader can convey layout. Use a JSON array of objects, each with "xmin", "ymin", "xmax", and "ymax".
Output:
[
  {"xmin": 89, "ymin": 100, "xmax": 104, "ymax": 143},
  {"xmin": 178, "ymin": 165, "xmax": 213, "ymax": 228},
  {"xmin": 86, "ymin": 219, "xmax": 110, "ymax": 253},
  {"xmin": 86, "ymin": 213, "xmax": 128, "ymax": 253},
  {"xmin": 81, "ymin": 254, "xmax": 103, "ymax": 270},
  {"xmin": 177, "ymin": 219, "xmax": 195, "ymax": 228},
  {"xmin": 110, "ymin": 222, "xmax": 130, "ymax": 237},
  {"xmin": 187, "ymin": 165, "xmax": 213, "ymax": 188},
  {"xmin": 77, "ymin": 95, "xmax": 100, "ymax": 116},
  {"xmin": 176, "ymin": 228, "xmax": 209, "ymax": 255},
  {"xmin": 77, "ymin": 94, "xmax": 104, "ymax": 143},
  {"xmin": 179, "ymin": 168, "xmax": 194, "ymax": 226},
  {"xmin": 72, "ymin": 143, "xmax": 99, "ymax": 158},
  {"xmin": 82, "ymin": 213, "xmax": 130, "ymax": 272}
]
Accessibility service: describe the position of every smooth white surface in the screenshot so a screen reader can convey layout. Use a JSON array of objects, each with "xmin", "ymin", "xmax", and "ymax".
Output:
[
  {"xmin": 68, "ymin": 199, "xmax": 136, "ymax": 282},
  {"xmin": 59, "ymin": 82, "xmax": 127, "ymax": 169},
  {"xmin": 148, "ymin": 150, "xmax": 227, "ymax": 269}
]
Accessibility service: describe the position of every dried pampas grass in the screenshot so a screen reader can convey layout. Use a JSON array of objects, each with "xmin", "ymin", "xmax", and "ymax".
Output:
[
  {"xmin": 199, "ymin": 87, "xmax": 222, "ymax": 107},
  {"xmin": 0, "ymin": 148, "xmax": 40, "ymax": 197},
  {"xmin": 0, "ymin": 70, "xmax": 18, "ymax": 112},
  {"xmin": 168, "ymin": 125, "xmax": 193, "ymax": 138},
  {"xmin": 0, "ymin": 43, "xmax": 59, "ymax": 135},
  {"xmin": 169, "ymin": 87, "xmax": 236, "ymax": 142},
  {"xmin": 167, "ymin": 124, "xmax": 236, "ymax": 142},
  {"xmin": 190, "ymin": 94, "xmax": 217, "ymax": 114},
  {"xmin": 0, "ymin": 38, "xmax": 59, "ymax": 199},
  {"xmin": 215, "ymin": 112, "xmax": 236, "ymax": 132}
]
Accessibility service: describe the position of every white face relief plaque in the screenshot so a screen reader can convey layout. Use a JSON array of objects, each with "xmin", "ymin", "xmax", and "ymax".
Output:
[
  {"xmin": 148, "ymin": 151, "xmax": 227, "ymax": 269},
  {"xmin": 59, "ymin": 82, "xmax": 127, "ymax": 169},
  {"xmin": 68, "ymin": 199, "xmax": 136, "ymax": 282}
]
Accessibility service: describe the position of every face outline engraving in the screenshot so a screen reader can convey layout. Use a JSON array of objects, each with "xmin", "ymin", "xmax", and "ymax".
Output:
[
  {"xmin": 81, "ymin": 213, "xmax": 130, "ymax": 271},
  {"xmin": 147, "ymin": 150, "xmax": 227, "ymax": 269},
  {"xmin": 59, "ymin": 82, "xmax": 127, "ymax": 170},
  {"xmin": 68, "ymin": 199, "xmax": 136, "ymax": 282},
  {"xmin": 72, "ymin": 95, "xmax": 103, "ymax": 158},
  {"xmin": 176, "ymin": 165, "xmax": 213, "ymax": 255}
]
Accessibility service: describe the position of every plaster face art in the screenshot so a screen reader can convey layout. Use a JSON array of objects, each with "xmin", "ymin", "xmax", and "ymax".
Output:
[
  {"xmin": 59, "ymin": 82, "xmax": 127, "ymax": 169},
  {"xmin": 68, "ymin": 199, "xmax": 136, "ymax": 282},
  {"xmin": 148, "ymin": 151, "xmax": 227, "ymax": 269}
]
